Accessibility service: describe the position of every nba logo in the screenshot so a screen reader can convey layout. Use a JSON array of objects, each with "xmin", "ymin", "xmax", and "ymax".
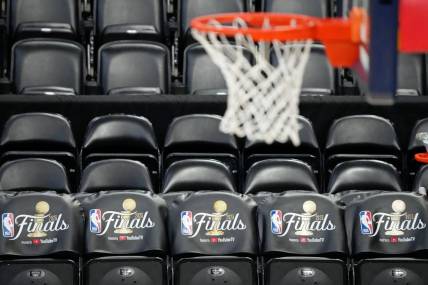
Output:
[
  {"xmin": 359, "ymin": 211, "xmax": 373, "ymax": 235},
  {"xmin": 2, "ymin": 213, "xmax": 14, "ymax": 238},
  {"xmin": 271, "ymin": 210, "xmax": 283, "ymax": 235},
  {"xmin": 89, "ymin": 209, "xmax": 102, "ymax": 234},
  {"xmin": 181, "ymin": 211, "xmax": 193, "ymax": 236}
]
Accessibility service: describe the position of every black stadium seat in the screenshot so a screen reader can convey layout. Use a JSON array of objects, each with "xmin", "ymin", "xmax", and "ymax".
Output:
[
  {"xmin": 412, "ymin": 165, "xmax": 428, "ymax": 192},
  {"xmin": 345, "ymin": 192, "xmax": 428, "ymax": 285},
  {"xmin": 79, "ymin": 159, "xmax": 153, "ymax": 193},
  {"xmin": 81, "ymin": 115, "xmax": 160, "ymax": 186},
  {"xmin": 11, "ymin": 39, "xmax": 85, "ymax": 95},
  {"xmin": 0, "ymin": 192, "xmax": 82, "ymax": 285},
  {"xmin": 8, "ymin": 0, "xmax": 79, "ymax": 40},
  {"xmin": 0, "ymin": 158, "xmax": 71, "ymax": 193},
  {"xmin": 261, "ymin": 0, "xmax": 329, "ymax": 17},
  {"xmin": 168, "ymin": 191, "xmax": 258, "ymax": 285},
  {"xmin": 244, "ymin": 116, "xmax": 320, "ymax": 178},
  {"xmin": 164, "ymin": 114, "xmax": 239, "ymax": 176},
  {"xmin": 0, "ymin": 113, "xmax": 77, "ymax": 183},
  {"xmin": 179, "ymin": 0, "xmax": 247, "ymax": 46},
  {"xmin": 95, "ymin": 0, "xmax": 166, "ymax": 43},
  {"xmin": 397, "ymin": 54, "xmax": 425, "ymax": 96},
  {"xmin": 183, "ymin": 44, "xmax": 252, "ymax": 95},
  {"xmin": 259, "ymin": 192, "xmax": 348, "ymax": 285},
  {"xmin": 328, "ymin": 160, "xmax": 402, "ymax": 195},
  {"xmin": 98, "ymin": 41, "xmax": 170, "ymax": 95},
  {"xmin": 79, "ymin": 191, "xmax": 168, "ymax": 285},
  {"xmin": 162, "ymin": 159, "xmax": 236, "ymax": 193},
  {"xmin": 408, "ymin": 118, "xmax": 428, "ymax": 181},
  {"xmin": 244, "ymin": 159, "xmax": 319, "ymax": 194},
  {"xmin": 325, "ymin": 115, "xmax": 401, "ymax": 175}
]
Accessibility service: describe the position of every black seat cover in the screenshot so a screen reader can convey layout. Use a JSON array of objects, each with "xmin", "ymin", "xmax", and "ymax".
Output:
[
  {"xmin": 9, "ymin": 0, "xmax": 78, "ymax": 40},
  {"xmin": 0, "ymin": 192, "xmax": 82, "ymax": 285},
  {"xmin": 95, "ymin": 0, "xmax": 165, "ymax": 43},
  {"xmin": 328, "ymin": 160, "xmax": 401, "ymax": 194},
  {"xmin": 408, "ymin": 118, "xmax": 428, "ymax": 179},
  {"xmin": 98, "ymin": 41, "xmax": 170, "ymax": 95},
  {"xmin": 345, "ymin": 192, "xmax": 428, "ymax": 285},
  {"xmin": 413, "ymin": 165, "xmax": 428, "ymax": 192},
  {"xmin": 259, "ymin": 192, "xmax": 347, "ymax": 285},
  {"xmin": 79, "ymin": 159, "xmax": 153, "ymax": 193},
  {"xmin": 0, "ymin": 158, "xmax": 71, "ymax": 193},
  {"xmin": 162, "ymin": 159, "xmax": 236, "ymax": 193},
  {"xmin": 12, "ymin": 39, "xmax": 84, "ymax": 95},
  {"xmin": 262, "ymin": 0, "xmax": 328, "ymax": 17},
  {"xmin": 245, "ymin": 159, "xmax": 319, "ymax": 194},
  {"xmin": 397, "ymin": 54, "xmax": 424, "ymax": 96}
]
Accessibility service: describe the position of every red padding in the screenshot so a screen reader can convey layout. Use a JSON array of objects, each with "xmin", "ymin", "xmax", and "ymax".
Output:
[{"xmin": 400, "ymin": 0, "xmax": 428, "ymax": 52}]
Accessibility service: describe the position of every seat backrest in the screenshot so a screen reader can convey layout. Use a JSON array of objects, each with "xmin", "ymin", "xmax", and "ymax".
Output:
[
  {"xmin": 95, "ymin": 0, "xmax": 165, "ymax": 42},
  {"xmin": 1, "ymin": 112, "xmax": 76, "ymax": 153},
  {"xmin": 271, "ymin": 44, "xmax": 335, "ymax": 95},
  {"xmin": 328, "ymin": 160, "xmax": 402, "ymax": 194},
  {"xmin": 0, "ymin": 158, "xmax": 71, "ymax": 193},
  {"xmin": 408, "ymin": 118, "xmax": 428, "ymax": 179},
  {"xmin": 397, "ymin": 54, "xmax": 425, "ymax": 96},
  {"xmin": 79, "ymin": 159, "xmax": 153, "ymax": 193},
  {"xmin": 325, "ymin": 115, "xmax": 401, "ymax": 170},
  {"xmin": 162, "ymin": 159, "xmax": 236, "ymax": 193},
  {"xmin": 9, "ymin": 0, "xmax": 78, "ymax": 39},
  {"xmin": 258, "ymin": 192, "xmax": 345, "ymax": 256},
  {"xmin": 168, "ymin": 191, "xmax": 257, "ymax": 256},
  {"xmin": 12, "ymin": 39, "xmax": 84, "ymax": 95},
  {"xmin": 179, "ymin": 0, "xmax": 246, "ymax": 36},
  {"xmin": 82, "ymin": 115, "xmax": 159, "ymax": 175},
  {"xmin": 245, "ymin": 159, "xmax": 319, "ymax": 194},
  {"xmin": 80, "ymin": 191, "xmax": 167, "ymax": 255},
  {"xmin": 262, "ymin": 0, "xmax": 328, "ymax": 17},
  {"xmin": 164, "ymin": 114, "xmax": 239, "ymax": 172},
  {"xmin": 98, "ymin": 41, "xmax": 170, "ymax": 94}
]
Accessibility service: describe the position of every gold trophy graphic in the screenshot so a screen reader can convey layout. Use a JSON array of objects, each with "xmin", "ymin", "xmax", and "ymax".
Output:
[
  {"xmin": 295, "ymin": 200, "xmax": 317, "ymax": 236},
  {"xmin": 28, "ymin": 201, "xmax": 49, "ymax": 238},
  {"xmin": 386, "ymin": 200, "xmax": 406, "ymax": 236},
  {"xmin": 206, "ymin": 200, "xmax": 227, "ymax": 236},
  {"xmin": 114, "ymin": 198, "xmax": 136, "ymax": 234}
]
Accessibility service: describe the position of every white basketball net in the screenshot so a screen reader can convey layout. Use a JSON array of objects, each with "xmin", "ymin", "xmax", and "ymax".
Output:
[{"xmin": 192, "ymin": 18, "xmax": 313, "ymax": 145}]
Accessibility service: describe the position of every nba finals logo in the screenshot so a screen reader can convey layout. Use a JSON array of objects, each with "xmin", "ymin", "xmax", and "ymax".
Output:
[
  {"xmin": 359, "ymin": 200, "xmax": 426, "ymax": 237},
  {"xmin": 91, "ymin": 198, "xmax": 156, "ymax": 236},
  {"xmin": 180, "ymin": 200, "xmax": 247, "ymax": 238},
  {"xmin": 2, "ymin": 201, "xmax": 70, "ymax": 240},
  {"xmin": 271, "ymin": 200, "xmax": 336, "ymax": 237}
]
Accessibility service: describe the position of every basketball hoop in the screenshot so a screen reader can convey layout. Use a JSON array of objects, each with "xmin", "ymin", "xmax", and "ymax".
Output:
[{"xmin": 191, "ymin": 9, "xmax": 364, "ymax": 145}]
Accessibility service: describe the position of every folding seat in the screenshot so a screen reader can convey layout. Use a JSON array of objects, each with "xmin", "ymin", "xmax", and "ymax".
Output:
[
  {"xmin": 345, "ymin": 191, "xmax": 428, "ymax": 285},
  {"xmin": 8, "ymin": 0, "xmax": 79, "ymax": 40},
  {"xmin": 0, "ymin": 158, "xmax": 71, "ymax": 193},
  {"xmin": 0, "ymin": 191, "xmax": 82, "ymax": 285},
  {"xmin": 325, "ymin": 115, "xmax": 401, "ymax": 177},
  {"xmin": 11, "ymin": 39, "xmax": 85, "ymax": 95},
  {"xmin": 0, "ymin": 113, "xmax": 77, "ymax": 181},
  {"xmin": 408, "ymin": 118, "xmax": 428, "ymax": 182},
  {"xmin": 244, "ymin": 116, "xmax": 320, "ymax": 179},
  {"xmin": 79, "ymin": 159, "xmax": 154, "ymax": 193},
  {"xmin": 98, "ymin": 41, "xmax": 170, "ymax": 95},
  {"xmin": 81, "ymin": 115, "xmax": 159, "ymax": 187},
  {"xmin": 162, "ymin": 159, "xmax": 236, "ymax": 193},
  {"xmin": 412, "ymin": 165, "xmax": 428, "ymax": 192},
  {"xmin": 79, "ymin": 191, "xmax": 168, "ymax": 285},
  {"xmin": 258, "ymin": 192, "xmax": 348, "ymax": 285},
  {"xmin": 164, "ymin": 114, "xmax": 239, "ymax": 176},
  {"xmin": 271, "ymin": 44, "xmax": 335, "ymax": 95},
  {"xmin": 179, "ymin": 0, "xmax": 247, "ymax": 47},
  {"xmin": 244, "ymin": 159, "xmax": 319, "ymax": 195},
  {"xmin": 396, "ymin": 54, "xmax": 425, "ymax": 96},
  {"xmin": 261, "ymin": 0, "xmax": 329, "ymax": 17},
  {"xmin": 328, "ymin": 160, "xmax": 402, "ymax": 204},
  {"xmin": 95, "ymin": 0, "xmax": 166, "ymax": 43},
  {"xmin": 168, "ymin": 191, "xmax": 258, "ymax": 285},
  {"xmin": 183, "ymin": 44, "xmax": 252, "ymax": 95}
]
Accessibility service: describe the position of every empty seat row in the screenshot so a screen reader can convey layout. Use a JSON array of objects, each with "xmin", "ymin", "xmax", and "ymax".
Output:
[
  {"xmin": 4, "ymin": 112, "xmax": 428, "ymax": 190},
  {"xmin": 1, "ymin": 162, "xmax": 428, "ymax": 285}
]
